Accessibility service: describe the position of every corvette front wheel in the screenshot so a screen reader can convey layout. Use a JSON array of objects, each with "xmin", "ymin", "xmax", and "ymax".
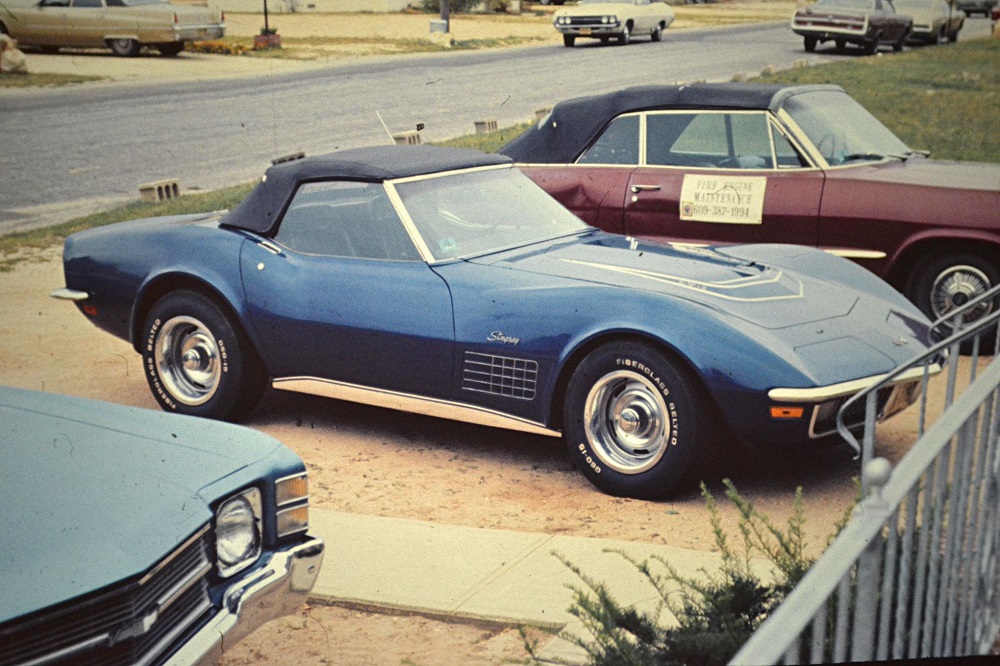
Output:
[
  {"xmin": 563, "ymin": 342, "xmax": 709, "ymax": 499},
  {"xmin": 142, "ymin": 290, "xmax": 266, "ymax": 422}
]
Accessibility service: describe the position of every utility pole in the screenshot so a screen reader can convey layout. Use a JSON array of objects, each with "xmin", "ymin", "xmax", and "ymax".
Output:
[{"xmin": 439, "ymin": 0, "xmax": 450, "ymax": 32}]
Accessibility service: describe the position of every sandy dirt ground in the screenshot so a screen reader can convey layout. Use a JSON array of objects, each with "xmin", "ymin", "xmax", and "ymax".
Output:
[{"xmin": 0, "ymin": 245, "xmax": 976, "ymax": 664}]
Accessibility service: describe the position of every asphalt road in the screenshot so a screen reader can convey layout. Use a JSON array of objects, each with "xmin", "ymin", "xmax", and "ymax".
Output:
[{"xmin": 0, "ymin": 18, "xmax": 992, "ymax": 233}]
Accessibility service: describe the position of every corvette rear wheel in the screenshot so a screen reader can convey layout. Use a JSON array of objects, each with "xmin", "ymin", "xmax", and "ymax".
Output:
[
  {"xmin": 563, "ymin": 342, "xmax": 708, "ymax": 499},
  {"xmin": 142, "ymin": 290, "xmax": 265, "ymax": 422}
]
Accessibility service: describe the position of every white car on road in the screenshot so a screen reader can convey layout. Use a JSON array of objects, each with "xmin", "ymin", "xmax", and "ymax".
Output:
[{"xmin": 553, "ymin": 0, "xmax": 675, "ymax": 47}]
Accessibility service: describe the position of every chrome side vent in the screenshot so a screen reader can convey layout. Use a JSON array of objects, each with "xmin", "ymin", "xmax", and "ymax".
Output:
[{"xmin": 462, "ymin": 352, "xmax": 538, "ymax": 400}]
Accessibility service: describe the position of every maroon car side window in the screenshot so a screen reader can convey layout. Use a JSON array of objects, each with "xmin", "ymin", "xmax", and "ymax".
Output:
[{"xmin": 577, "ymin": 115, "xmax": 640, "ymax": 165}]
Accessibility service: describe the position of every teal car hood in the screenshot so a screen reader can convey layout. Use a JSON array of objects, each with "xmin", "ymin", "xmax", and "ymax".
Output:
[
  {"xmin": 476, "ymin": 233, "xmax": 858, "ymax": 329},
  {"xmin": 0, "ymin": 387, "xmax": 282, "ymax": 624}
]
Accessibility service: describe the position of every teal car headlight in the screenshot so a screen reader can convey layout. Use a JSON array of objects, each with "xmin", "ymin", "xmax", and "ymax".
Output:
[{"xmin": 215, "ymin": 487, "xmax": 262, "ymax": 578}]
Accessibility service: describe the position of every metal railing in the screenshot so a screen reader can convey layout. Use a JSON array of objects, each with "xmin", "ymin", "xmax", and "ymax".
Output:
[{"xmin": 731, "ymin": 287, "xmax": 1000, "ymax": 664}]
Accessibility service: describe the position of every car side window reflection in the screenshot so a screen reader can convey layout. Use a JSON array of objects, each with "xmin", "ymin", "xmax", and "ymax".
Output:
[
  {"xmin": 70, "ymin": 0, "xmax": 102, "ymax": 7},
  {"xmin": 646, "ymin": 112, "xmax": 778, "ymax": 169},
  {"xmin": 771, "ymin": 122, "xmax": 809, "ymax": 168},
  {"xmin": 274, "ymin": 181, "xmax": 420, "ymax": 261},
  {"xmin": 577, "ymin": 115, "xmax": 640, "ymax": 166}
]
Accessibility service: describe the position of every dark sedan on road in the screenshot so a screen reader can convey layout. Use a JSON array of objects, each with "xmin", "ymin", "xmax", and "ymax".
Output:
[
  {"xmin": 52, "ymin": 145, "xmax": 935, "ymax": 499},
  {"xmin": 791, "ymin": 0, "xmax": 913, "ymax": 53},
  {"xmin": 0, "ymin": 386, "xmax": 323, "ymax": 665},
  {"xmin": 499, "ymin": 83, "xmax": 1000, "ymax": 332}
]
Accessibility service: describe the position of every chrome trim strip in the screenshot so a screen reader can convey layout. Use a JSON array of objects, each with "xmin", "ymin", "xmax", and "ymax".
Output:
[
  {"xmin": 155, "ymin": 558, "xmax": 211, "ymax": 618},
  {"xmin": 134, "ymin": 597, "xmax": 213, "ymax": 666},
  {"xmin": 823, "ymin": 248, "xmax": 888, "ymax": 260},
  {"xmin": 775, "ymin": 108, "xmax": 829, "ymax": 168},
  {"xmin": 139, "ymin": 525, "xmax": 210, "ymax": 586},
  {"xmin": 49, "ymin": 288, "xmax": 89, "ymax": 302},
  {"xmin": 382, "ymin": 181, "xmax": 436, "ymax": 263},
  {"xmin": 272, "ymin": 376, "xmax": 561, "ymax": 438},
  {"xmin": 17, "ymin": 634, "xmax": 111, "ymax": 666},
  {"xmin": 768, "ymin": 364, "xmax": 941, "ymax": 402}
]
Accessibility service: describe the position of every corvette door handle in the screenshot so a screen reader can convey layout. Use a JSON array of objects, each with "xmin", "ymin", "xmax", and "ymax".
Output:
[
  {"xmin": 630, "ymin": 185, "xmax": 661, "ymax": 193},
  {"xmin": 257, "ymin": 240, "xmax": 283, "ymax": 255}
]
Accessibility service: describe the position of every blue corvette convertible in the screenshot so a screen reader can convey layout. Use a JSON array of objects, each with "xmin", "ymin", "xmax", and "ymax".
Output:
[{"xmin": 53, "ymin": 145, "xmax": 933, "ymax": 499}]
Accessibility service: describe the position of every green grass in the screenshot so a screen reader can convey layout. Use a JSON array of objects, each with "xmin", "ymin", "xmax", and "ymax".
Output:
[
  {"xmin": 753, "ymin": 38, "xmax": 1000, "ymax": 162},
  {"xmin": 0, "ymin": 182, "xmax": 254, "ymax": 271},
  {"xmin": 0, "ymin": 72, "xmax": 104, "ymax": 88},
  {"xmin": 3, "ymin": 38, "xmax": 997, "ymax": 266}
]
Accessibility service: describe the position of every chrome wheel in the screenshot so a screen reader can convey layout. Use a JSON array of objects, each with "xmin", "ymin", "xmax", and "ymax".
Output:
[
  {"xmin": 583, "ymin": 370, "xmax": 669, "ymax": 475},
  {"xmin": 154, "ymin": 315, "xmax": 221, "ymax": 406},
  {"xmin": 930, "ymin": 264, "xmax": 993, "ymax": 322}
]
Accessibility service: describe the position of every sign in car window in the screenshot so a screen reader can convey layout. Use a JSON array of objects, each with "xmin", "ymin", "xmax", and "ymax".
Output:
[{"xmin": 679, "ymin": 174, "xmax": 767, "ymax": 225}]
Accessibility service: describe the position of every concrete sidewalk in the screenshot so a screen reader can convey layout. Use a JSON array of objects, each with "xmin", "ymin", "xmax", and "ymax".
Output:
[{"xmin": 307, "ymin": 508, "xmax": 728, "ymax": 661}]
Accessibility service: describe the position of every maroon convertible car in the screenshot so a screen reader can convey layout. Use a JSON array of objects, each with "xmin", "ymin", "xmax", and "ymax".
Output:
[{"xmin": 500, "ymin": 83, "xmax": 1000, "ymax": 328}]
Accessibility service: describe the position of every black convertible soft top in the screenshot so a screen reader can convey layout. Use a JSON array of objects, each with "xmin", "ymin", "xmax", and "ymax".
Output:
[
  {"xmin": 223, "ymin": 145, "xmax": 512, "ymax": 235},
  {"xmin": 498, "ymin": 83, "xmax": 843, "ymax": 164}
]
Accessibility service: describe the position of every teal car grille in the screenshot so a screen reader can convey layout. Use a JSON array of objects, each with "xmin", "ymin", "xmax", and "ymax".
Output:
[{"xmin": 0, "ymin": 527, "xmax": 212, "ymax": 666}]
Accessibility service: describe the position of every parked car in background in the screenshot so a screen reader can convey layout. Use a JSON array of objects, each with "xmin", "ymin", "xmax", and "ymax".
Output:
[
  {"xmin": 0, "ymin": 386, "xmax": 323, "ymax": 665},
  {"xmin": 52, "ymin": 145, "xmax": 936, "ymax": 499},
  {"xmin": 791, "ymin": 0, "xmax": 912, "ymax": 53},
  {"xmin": 499, "ymin": 84, "xmax": 1000, "ymax": 332},
  {"xmin": 956, "ymin": 0, "xmax": 997, "ymax": 16},
  {"xmin": 553, "ymin": 0, "xmax": 674, "ymax": 46},
  {"xmin": 0, "ymin": 0, "xmax": 224, "ymax": 56},
  {"xmin": 992, "ymin": 1, "xmax": 1000, "ymax": 22},
  {"xmin": 895, "ymin": 0, "xmax": 964, "ymax": 42}
]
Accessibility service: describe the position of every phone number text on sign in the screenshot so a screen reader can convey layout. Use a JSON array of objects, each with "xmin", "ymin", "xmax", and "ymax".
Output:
[{"xmin": 679, "ymin": 175, "xmax": 767, "ymax": 225}]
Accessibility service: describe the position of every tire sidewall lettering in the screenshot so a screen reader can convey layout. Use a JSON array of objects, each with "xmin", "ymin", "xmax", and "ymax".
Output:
[
  {"xmin": 616, "ymin": 357, "xmax": 671, "ymax": 399},
  {"xmin": 577, "ymin": 443, "xmax": 602, "ymax": 474},
  {"xmin": 145, "ymin": 317, "xmax": 161, "ymax": 353}
]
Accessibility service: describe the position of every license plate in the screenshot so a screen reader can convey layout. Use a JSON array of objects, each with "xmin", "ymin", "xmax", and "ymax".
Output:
[{"xmin": 580, "ymin": 28, "xmax": 592, "ymax": 35}]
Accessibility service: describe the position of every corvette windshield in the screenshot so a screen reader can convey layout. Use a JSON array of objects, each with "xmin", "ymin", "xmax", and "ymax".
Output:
[
  {"xmin": 782, "ymin": 89, "xmax": 912, "ymax": 165},
  {"xmin": 393, "ymin": 167, "xmax": 588, "ymax": 262}
]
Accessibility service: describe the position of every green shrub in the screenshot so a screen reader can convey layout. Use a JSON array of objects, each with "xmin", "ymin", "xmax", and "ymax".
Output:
[{"xmin": 528, "ymin": 480, "xmax": 848, "ymax": 666}]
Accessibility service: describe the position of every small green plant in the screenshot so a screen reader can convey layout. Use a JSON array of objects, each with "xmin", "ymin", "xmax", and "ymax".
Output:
[{"xmin": 527, "ymin": 480, "xmax": 848, "ymax": 666}]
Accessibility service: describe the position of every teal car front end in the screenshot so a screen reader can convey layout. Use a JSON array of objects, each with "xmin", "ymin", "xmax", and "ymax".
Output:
[{"xmin": 0, "ymin": 386, "xmax": 324, "ymax": 666}]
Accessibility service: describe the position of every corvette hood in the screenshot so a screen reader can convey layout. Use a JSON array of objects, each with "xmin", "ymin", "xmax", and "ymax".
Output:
[
  {"xmin": 473, "ymin": 233, "xmax": 858, "ymax": 329},
  {"xmin": 0, "ymin": 387, "xmax": 281, "ymax": 624}
]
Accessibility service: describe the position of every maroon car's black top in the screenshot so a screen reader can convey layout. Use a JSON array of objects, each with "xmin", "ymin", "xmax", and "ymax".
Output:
[{"xmin": 499, "ymin": 83, "xmax": 842, "ymax": 165}]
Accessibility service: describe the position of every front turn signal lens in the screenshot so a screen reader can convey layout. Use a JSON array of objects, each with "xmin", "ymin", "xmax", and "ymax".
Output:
[{"xmin": 771, "ymin": 406, "xmax": 805, "ymax": 419}]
